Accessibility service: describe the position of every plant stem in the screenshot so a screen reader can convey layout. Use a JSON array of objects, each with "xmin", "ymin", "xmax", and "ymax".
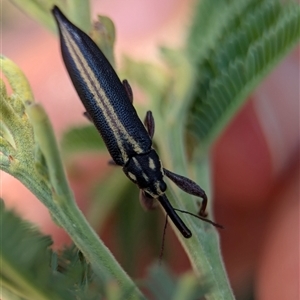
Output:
[
  {"xmin": 27, "ymin": 105, "xmax": 145, "ymax": 299},
  {"xmin": 154, "ymin": 101, "xmax": 234, "ymax": 300},
  {"xmin": 55, "ymin": 201, "xmax": 145, "ymax": 300},
  {"xmin": 167, "ymin": 138, "xmax": 234, "ymax": 299}
]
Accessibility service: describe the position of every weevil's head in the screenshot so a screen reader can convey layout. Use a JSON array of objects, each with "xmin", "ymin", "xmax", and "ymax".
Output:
[{"xmin": 123, "ymin": 149, "xmax": 167, "ymax": 198}]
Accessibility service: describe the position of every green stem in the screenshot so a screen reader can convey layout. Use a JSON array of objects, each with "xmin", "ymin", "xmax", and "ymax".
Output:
[
  {"xmin": 153, "ymin": 95, "xmax": 234, "ymax": 299},
  {"xmin": 2, "ymin": 162, "xmax": 145, "ymax": 299},
  {"xmin": 26, "ymin": 104, "xmax": 73, "ymax": 205},
  {"xmin": 56, "ymin": 201, "xmax": 145, "ymax": 300},
  {"xmin": 163, "ymin": 132, "xmax": 234, "ymax": 299},
  {"xmin": 26, "ymin": 105, "xmax": 145, "ymax": 299}
]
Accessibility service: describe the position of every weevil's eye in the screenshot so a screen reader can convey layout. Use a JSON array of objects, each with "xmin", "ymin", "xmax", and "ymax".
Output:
[
  {"xmin": 159, "ymin": 181, "xmax": 167, "ymax": 193},
  {"xmin": 148, "ymin": 180, "xmax": 167, "ymax": 197}
]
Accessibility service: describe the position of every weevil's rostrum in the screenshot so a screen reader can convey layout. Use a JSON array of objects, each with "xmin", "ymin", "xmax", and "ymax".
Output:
[{"xmin": 52, "ymin": 6, "xmax": 218, "ymax": 238}]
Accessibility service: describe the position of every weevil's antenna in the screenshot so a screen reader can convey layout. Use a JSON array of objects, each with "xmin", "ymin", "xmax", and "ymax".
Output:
[
  {"xmin": 158, "ymin": 210, "xmax": 223, "ymax": 264},
  {"xmin": 159, "ymin": 214, "xmax": 169, "ymax": 265},
  {"xmin": 174, "ymin": 208, "xmax": 224, "ymax": 229}
]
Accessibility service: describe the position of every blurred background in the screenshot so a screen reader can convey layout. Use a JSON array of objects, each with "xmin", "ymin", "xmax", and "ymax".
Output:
[{"xmin": 1, "ymin": 0, "xmax": 299, "ymax": 299}]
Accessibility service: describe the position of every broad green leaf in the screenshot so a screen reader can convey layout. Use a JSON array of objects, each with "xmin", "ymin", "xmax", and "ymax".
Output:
[{"xmin": 60, "ymin": 124, "xmax": 106, "ymax": 157}]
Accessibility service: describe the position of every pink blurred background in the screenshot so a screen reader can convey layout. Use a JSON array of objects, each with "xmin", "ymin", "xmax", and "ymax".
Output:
[{"xmin": 2, "ymin": 0, "xmax": 299, "ymax": 299}]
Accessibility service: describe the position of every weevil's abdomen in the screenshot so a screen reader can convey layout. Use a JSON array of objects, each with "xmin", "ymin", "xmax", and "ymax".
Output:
[{"xmin": 53, "ymin": 7, "xmax": 151, "ymax": 165}]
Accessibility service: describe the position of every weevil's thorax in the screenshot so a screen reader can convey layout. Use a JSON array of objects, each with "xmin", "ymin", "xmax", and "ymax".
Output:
[{"xmin": 123, "ymin": 149, "xmax": 166, "ymax": 197}]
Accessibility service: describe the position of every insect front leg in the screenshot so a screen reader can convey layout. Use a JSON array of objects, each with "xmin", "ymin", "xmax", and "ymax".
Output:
[
  {"xmin": 163, "ymin": 168, "xmax": 207, "ymax": 217},
  {"xmin": 139, "ymin": 190, "xmax": 158, "ymax": 211},
  {"xmin": 144, "ymin": 110, "xmax": 155, "ymax": 139}
]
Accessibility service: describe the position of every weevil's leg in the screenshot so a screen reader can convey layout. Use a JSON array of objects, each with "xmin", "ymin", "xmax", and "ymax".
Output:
[
  {"xmin": 108, "ymin": 159, "xmax": 118, "ymax": 166},
  {"xmin": 139, "ymin": 190, "xmax": 158, "ymax": 211},
  {"xmin": 108, "ymin": 157, "xmax": 124, "ymax": 166},
  {"xmin": 122, "ymin": 79, "xmax": 133, "ymax": 103},
  {"xmin": 159, "ymin": 214, "xmax": 168, "ymax": 263},
  {"xmin": 158, "ymin": 194, "xmax": 192, "ymax": 238},
  {"xmin": 83, "ymin": 111, "xmax": 93, "ymax": 122},
  {"xmin": 163, "ymin": 168, "xmax": 207, "ymax": 217},
  {"xmin": 144, "ymin": 110, "xmax": 155, "ymax": 139}
]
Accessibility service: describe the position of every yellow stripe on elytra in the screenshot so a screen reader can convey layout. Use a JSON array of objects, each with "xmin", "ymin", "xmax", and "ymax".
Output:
[{"xmin": 61, "ymin": 26, "xmax": 144, "ymax": 162}]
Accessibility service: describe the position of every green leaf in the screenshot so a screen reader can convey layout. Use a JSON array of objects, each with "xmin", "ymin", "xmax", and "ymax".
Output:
[
  {"xmin": 10, "ymin": 0, "xmax": 115, "ymax": 65},
  {"xmin": 9, "ymin": 0, "xmax": 58, "ymax": 33},
  {"xmin": 10, "ymin": 0, "xmax": 91, "ymax": 33},
  {"xmin": 142, "ymin": 264, "xmax": 209, "ymax": 300},
  {"xmin": 0, "ymin": 55, "xmax": 51, "ymax": 205},
  {"xmin": 90, "ymin": 15, "xmax": 116, "ymax": 67},
  {"xmin": 186, "ymin": 0, "xmax": 300, "ymax": 147},
  {"xmin": 143, "ymin": 264, "xmax": 176, "ymax": 300},
  {"xmin": 116, "ymin": 185, "xmax": 162, "ymax": 276},
  {"xmin": 60, "ymin": 124, "xmax": 106, "ymax": 157},
  {"xmin": 86, "ymin": 169, "xmax": 130, "ymax": 228}
]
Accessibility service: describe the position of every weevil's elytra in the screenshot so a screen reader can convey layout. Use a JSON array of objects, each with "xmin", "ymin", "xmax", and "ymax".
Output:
[
  {"xmin": 52, "ymin": 6, "xmax": 151, "ymax": 166},
  {"xmin": 52, "ymin": 6, "xmax": 219, "ymax": 238}
]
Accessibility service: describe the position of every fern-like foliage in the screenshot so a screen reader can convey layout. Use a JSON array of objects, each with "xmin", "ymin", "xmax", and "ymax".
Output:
[
  {"xmin": 186, "ymin": 0, "xmax": 300, "ymax": 145},
  {"xmin": 0, "ymin": 199, "xmax": 133, "ymax": 299},
  {"xmin": 0, "ymin": 199, "xmax": 74, "ymax": 300}
]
